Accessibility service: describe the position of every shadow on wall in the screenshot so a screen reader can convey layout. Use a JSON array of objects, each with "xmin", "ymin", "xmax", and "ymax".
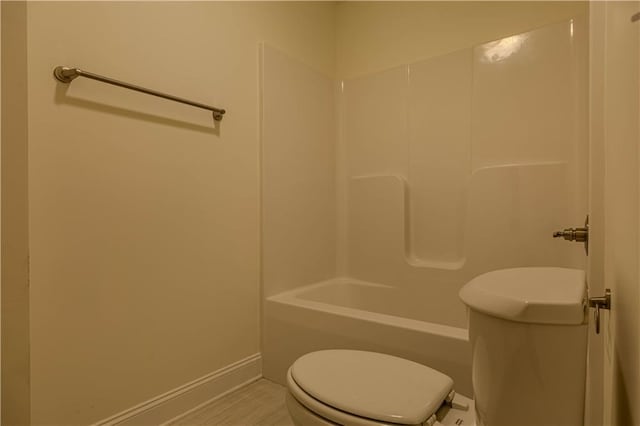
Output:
[{"xmin": 53, "ymin": 75, "xmax": 221, "ymax": 136}]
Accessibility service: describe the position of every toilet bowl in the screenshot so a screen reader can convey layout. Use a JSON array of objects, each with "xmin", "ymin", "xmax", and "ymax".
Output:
[{"xmin": 285, "ymin": 267, "xmax": 588, "ymax": 426}]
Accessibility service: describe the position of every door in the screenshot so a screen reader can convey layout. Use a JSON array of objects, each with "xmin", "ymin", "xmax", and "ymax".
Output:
[{"xmin": 588, "ymin": 2, "xmax": 640, "ymax": 425}]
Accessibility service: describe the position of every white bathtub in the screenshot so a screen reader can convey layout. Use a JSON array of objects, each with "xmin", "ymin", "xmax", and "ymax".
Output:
[{"xmin": 262, "ymin": 278, "xmax": 473, "ymax": 396}]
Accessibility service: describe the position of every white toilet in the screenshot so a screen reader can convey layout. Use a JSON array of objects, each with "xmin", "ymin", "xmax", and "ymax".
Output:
[{"xmin": 285, "ymin": 267, "xmax": 588, "ymax": 426}]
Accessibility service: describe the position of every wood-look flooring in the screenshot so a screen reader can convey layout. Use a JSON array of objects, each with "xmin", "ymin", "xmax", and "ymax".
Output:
[{"xmin": 167, "ymin": 379, "xmax": 294, "ymax": 426}]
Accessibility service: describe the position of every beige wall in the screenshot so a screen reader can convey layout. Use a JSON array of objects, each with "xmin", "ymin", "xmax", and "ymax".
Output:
[
  {"xmin": 23, "ymin": 2, "xmax": 335, "ymax": 424},
  {"xmin": 336, "ymin": 1, "xmax": 588, "ymax": 79},
  {"xmin": 2, "ymin": 1, "xmax": 31, "ymax": 425}
]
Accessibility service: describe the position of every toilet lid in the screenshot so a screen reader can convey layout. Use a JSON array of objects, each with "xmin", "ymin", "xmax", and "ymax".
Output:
[
  {"xmin": 459, "ymin": 267, "xmax": 586, "ymax": 325},
  {"xmin": 290, "ymin": 350, "xmax": 454, "ymax": 425}
]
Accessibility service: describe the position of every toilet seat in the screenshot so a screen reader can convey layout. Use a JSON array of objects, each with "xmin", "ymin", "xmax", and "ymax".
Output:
[
  {"xmin": 287, "ymin": 368, "xmax": 390, "ymax": 426},
  {"xmin": 287, "ymin": 350, "xmax": 459, "ymax": 426}
]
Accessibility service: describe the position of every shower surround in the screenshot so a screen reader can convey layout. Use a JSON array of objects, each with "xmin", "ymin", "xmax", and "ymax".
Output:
[{"xmin": 261, "ymin": 18, "xmax": 587, "ymax": 388}]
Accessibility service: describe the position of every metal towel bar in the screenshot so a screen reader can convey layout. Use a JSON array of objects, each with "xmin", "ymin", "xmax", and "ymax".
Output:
[{"xmin": 53, "ymin": 66, "xmax": 226, "ymax": 121}]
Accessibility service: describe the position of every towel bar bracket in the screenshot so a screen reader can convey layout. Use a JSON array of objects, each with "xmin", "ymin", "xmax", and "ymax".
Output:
[{"xmin": 54, "ymin": 66, "xmax": 80, "ymax": 83}]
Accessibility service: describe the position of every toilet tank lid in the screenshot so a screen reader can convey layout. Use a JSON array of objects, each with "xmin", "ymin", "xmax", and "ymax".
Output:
[
  {"xmin": 290, "ymin": 350, "xmax": 454, "ymax": 425},
  {"xmin": 459, "ymin": 267, "xmax": 586, "ymax": 325}
]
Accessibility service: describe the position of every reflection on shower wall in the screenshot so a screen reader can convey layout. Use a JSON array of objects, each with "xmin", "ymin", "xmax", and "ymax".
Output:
[{"xmin": 341, "ymin": 19, "xmax": 587, "ymax": 301}]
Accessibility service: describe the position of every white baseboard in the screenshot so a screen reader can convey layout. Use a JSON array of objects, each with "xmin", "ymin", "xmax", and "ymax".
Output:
[{"xmin": 94, "ymin": 353, "xmax": 262, "ymax": 426}]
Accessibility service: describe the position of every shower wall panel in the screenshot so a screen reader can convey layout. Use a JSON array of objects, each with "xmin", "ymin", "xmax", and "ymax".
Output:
[
  {"xmin": 344, "ymin": 66, "xmax": 408, "ymax": 178},
  {"xmin": 471, "ymin": 21, "xmax": 575, "ymax": 170},
  {"xmin": 261, "ymin": 45, "xmax": 337, "ymax": 297},
  {"xmin": 341, "ymin": 19, "xmax": 587, "ymax": 314}
]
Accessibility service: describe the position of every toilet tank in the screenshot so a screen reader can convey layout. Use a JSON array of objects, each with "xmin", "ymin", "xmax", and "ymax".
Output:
[{"xmin": 459, "ymin": 268, "xmax": 588, "ymax": 426}]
